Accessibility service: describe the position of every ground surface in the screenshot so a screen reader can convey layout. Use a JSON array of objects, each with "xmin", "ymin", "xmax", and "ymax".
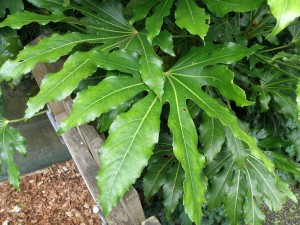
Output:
[{"xmin": 0, "ymin": 160, "xmax": 101, "ymax": 224}]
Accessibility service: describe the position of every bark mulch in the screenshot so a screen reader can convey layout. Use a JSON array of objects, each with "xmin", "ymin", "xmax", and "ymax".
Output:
[{"xmin": 0, "ymin": 160, "xmax": 101, "ymax": 225}]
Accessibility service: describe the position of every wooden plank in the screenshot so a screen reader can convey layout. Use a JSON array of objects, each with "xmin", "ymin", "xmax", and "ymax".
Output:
[
  {"xmin": 55, "ymin": 112, "xmax": 100, "ymax": 202},
  {"xmin": 30, "ymin": 36, "xmax": 146, "ymax": 225}
]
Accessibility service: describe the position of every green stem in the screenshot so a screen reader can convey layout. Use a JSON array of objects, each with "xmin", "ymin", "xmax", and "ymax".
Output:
[
  {"xmin": 172, "ymin": 34, "xmax": 195, "ymax": 39},
  {"xmin": 8, "ymin": 110, "xmax": 49, "ymax": 124},
  {"xmin": 243, "ymin": 6, "xmax": 265, "ymax": 36},
  {"xmin": 260, "ymin": 42, "xmax": 293, "ymax": 53},
  {"xmin": 254, "ymin": 54, "xmax": 298, "ymax": 79},
  {"xmin": 257, "ymin": 54, "xmax": 300, "ymax": 71}
]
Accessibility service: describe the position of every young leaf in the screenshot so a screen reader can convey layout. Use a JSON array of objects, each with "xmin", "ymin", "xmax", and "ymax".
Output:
[
  {"xmin": 0, "ymin": 116, "xmax": 26, "ymax": 190},
  {"xmin": 145, "ymin": 0, "xmax": 173, "ymax": 42},
  {"xmin": 128, "ymin": 0, "xmax": 160, "ymax": 24},
  {"xmin": 164, "ymin": 76, "xmax": 206, "ymax": 225},
  {"xmin": 267, "ymin": 0, "xmax": 300, "ymax": 38},
  {"xmin": 175, "ymin": 0, "xmax": 209, "ymax": 40},
  {"xmin": 58, "ymin": 76, "xmax": 146, "ymax": 133},
  {"xmin": 199, "ymin": 113, "xmax": 225, "ymax": 164},
  {"xmin": 153, "ymin": 30, "xmax": 175, "ymax": 57},
  {"xmin": 203, "ymin": 0, "xmax": 264, "ymax": 17},
  {"xmin": 97, "ymin": 93, "xmax": 162, "ymax": 216},
  {"xmin": 0, "ymin": 11, "xmax": 74, "ymax": 29}
]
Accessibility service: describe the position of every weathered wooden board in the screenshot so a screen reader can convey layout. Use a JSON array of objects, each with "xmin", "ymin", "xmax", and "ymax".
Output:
[{"xmin": 30, "ymin": 37, "xmax": 146, "ymax": 224}]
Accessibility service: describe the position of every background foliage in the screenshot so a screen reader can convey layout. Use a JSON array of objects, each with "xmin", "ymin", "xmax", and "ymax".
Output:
[{"xmin": 0, "ymin": 0, "xmax": 300, "ymax": 224}]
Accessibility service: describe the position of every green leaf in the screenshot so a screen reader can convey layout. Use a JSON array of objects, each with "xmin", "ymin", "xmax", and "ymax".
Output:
[
  {"xmin": 97, "ymin": 93, "xmax": 162, "ymax": 215},
  {"xmin": 98, "ymin": 101, "xmax": 131, "ymax": 132},
  {"xmin": 143, "ymin": 153, "xmax": 173, "ymax": 199},
  {"xmin": 267, "ymin": 0, "xmax": 300, "ymax": 38},
  {"xmin": 170, "ymin": 43, "xmax": 263, "ymax": 72},
  {"xmin": 200, "ymin": 65, "xmax": 254, "ymax": 107},
  {"xmin": 224, "ymin": 169, "xmax": 246, "ymax": 225},
  {"xmin": 297, "ymin": 80, "xmax": 300, "ymax": 120},
  {"xmin": 153, "ymin": 30, "xmax": 175, "ymax": 57},
  {"xmin": 164, "ymin": 76, "xmax": 206, "ymax": 225},
  {"xmin": 256, "ymin": 68, "xmax": 298, "ymax": 121},
  {"xmin": 58, "ymin": 76, "xmax": 146, "ymax": 133},
  {"xmin": 27, "ymin": 0, "xmax": 67, "ymax": 12},
  {"xmin": 199, "ymin": 113, "xmax": 225, "ymax": 164},
  {"xmin": 163, "ymin": 162, "xmax": 185, "ymax": 219},
  {"xmin": 175, "ymin": 0, "xmax": 209, "ymax": 40},
  {"xmin": 203, "ymin": 0, "xmax": 264, "ymax": 17},
  {"xmin": 0, "ymin": 11, "xmax": 74, "ymax": 29},
  {"xmin": 0, "ymin": 0, "xmax": 24, "ymax": 18},
  {"xmin": 128, "ymin": 0, "xmax": 160, "ymax": 24},
  {"xmin": 0, "ymin": 116, "xmax": 26, "ymax": 190},
  {"xmin": 244, "ymin": 166, "xmax": 265, "ymax": 225},
  {"xmin": 0, "ymin": 32, "xmax": 114, "ymax": 82},
  {"xmin": 132, "ymin": 33, "xmax": 165, "ymax": 99},
  {"xmin": 265, "ymin": 151, "xmax": 300, "ymax": 177},
  {"xmin": 146, "ymin": 0, "xmax": 173, "ymax": 42},
  {"xmin": 26, "ymin": 48, "xmax": 140, "ymax": 118}
]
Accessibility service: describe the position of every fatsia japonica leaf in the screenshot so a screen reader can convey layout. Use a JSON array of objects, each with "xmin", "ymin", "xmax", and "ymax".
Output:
[
  {"xmin": 206, "ymin": 129, "xmax": 296, "ymax": 225},
  {"xmin": 0, "ymin": 0, "xmax": 24, "ymax": 18},
  {"xmin": 200, "ymin": 65, "xmax": 253, "ymax": 107},
  {"xmin": 167, "ymin": 43, "xmax": 272, "ymax": 171},
  {"xmin": 128, "ymin": 0, "xmax": 160, "ymax": 24},
  {"xmin": 0, "ymin": 32, "xmax": 115, "ymax": 82},
  {"xmin": 0, "ymin": 11, "xmax": 76, "ymax": 29},
  {"xmin": 297, "ymin": 81, "xmax": 300, "ymax": 120},
  {"xmin": 267, "ymin": 0, "xmax": 300, "ymax": 38},
  {"xmin": 153, "ymin": 30, "xmax": 175, "ymax": 57},
  {"xmin": 27, "ymin": 0, "xmax": 66, "ymax": 12},
  {"xmin": 163, "ymin": 162, "xmax": 185, "ymax": 219},
  {"xmin": 0, "ymin": 116, "xmax": 26, "ymax": 190},
  {"xmin": 127, "ymin": 33, "xmax": 165, "ymax": 99},
  {"xmin": 202, "ymin": 0, "xmax": 264, "ymax": 17},
  {"xmin": 26, "ymin": 49, "xmax": 140, "ymax": 118},
  {"xmin": 175, "ymin": 0, "xmax": 209, "ymax": 41},
  {"xmin": 265, "ymin": 151, "xmax": 300, "ymax": 177},
  {"xmin": 58, "ymin": 76, "xmax": 146, "ymax": 133},
  {"xmin": 164, "ymin": 76, "xmax": 206, "ymax": 225},
  {"xmin": 144, "ymin": 133, "xmax": 184, "ymax": 218},
  {"xmin": 199, "ymin": 113, "xmax": 225, "ymax": 164},
  {"xmin": 255, "ymin": 68, "xmax": 298, "ymax": 121},
  {"xmin": 143, "ymin": 146, "xmax": 174, "ymax": 199},
  {"xmin": 97, "ymin": 93, "xmax": 162, "ymax": 216},
  {"xmin": 145, "ymin": 0, "xmax": 173, "ymax": 42}
]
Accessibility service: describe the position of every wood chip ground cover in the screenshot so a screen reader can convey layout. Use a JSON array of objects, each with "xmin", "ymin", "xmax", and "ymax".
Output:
[{"xmin": 0, "ymin": 160, "xmax": 101, "ymax": 224}]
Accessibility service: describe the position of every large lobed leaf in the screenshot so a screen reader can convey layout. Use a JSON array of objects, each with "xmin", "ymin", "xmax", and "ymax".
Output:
[
  {"xmin": 97, "ymin": 93, "xmax": 162, "ymax": 215},
  {"xmin": 206, "ymin": 128, "xmax": 296, "ymax": 225},
  {"xmin": 0, "ymin": 0, "xmax": 24, "ymax": 18}
]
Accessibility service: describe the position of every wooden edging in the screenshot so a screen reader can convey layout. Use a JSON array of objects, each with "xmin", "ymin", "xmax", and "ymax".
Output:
[{"xmin": 30, "ymin": 41, "xmax": 146, "ymax": 224}]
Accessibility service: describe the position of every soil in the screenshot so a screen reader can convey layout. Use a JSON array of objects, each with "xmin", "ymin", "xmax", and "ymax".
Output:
[{"xmin": 0, "ymin": 160, "xmax": 101, "ymax": 225}]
